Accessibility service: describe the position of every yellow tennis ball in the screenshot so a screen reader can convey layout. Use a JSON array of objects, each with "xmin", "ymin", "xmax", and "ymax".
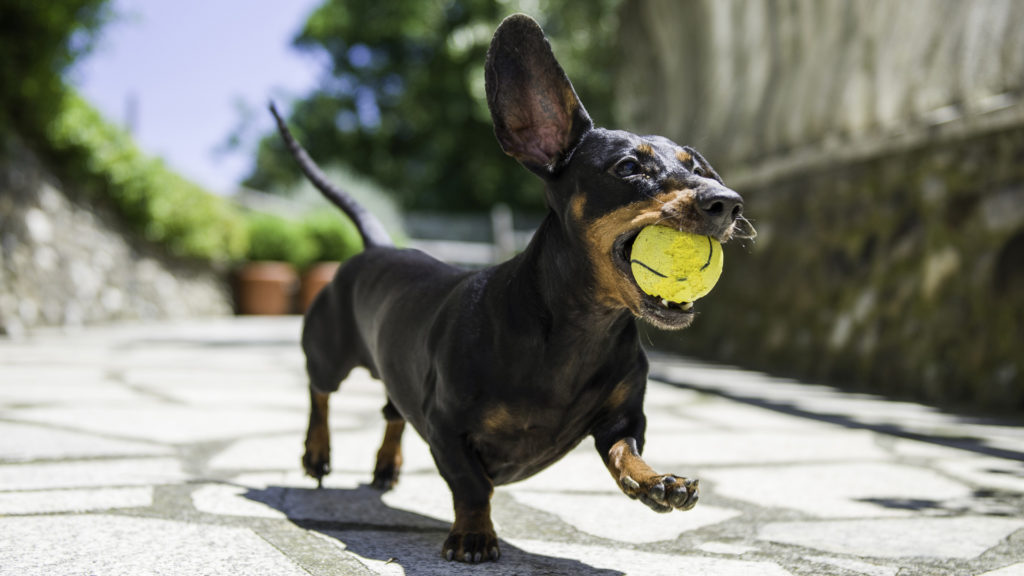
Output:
[{"xmin": 630, "ymin": 226, "xmax": 723, "ymax": 303}]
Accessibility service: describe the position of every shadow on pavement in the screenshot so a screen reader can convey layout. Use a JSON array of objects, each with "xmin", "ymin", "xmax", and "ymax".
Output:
[
  {"xmin": 245, "ymin": 484, "xmax": 623, "ymax": 576},
  {"xmin": 648, "ymin": 360, "xmax": 1024, "ymax": 463}
]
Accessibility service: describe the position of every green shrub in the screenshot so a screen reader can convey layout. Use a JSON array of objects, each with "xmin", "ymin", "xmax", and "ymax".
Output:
[
  {"xmin": 301, "ymin": 211, "xmax": 363, "ymax": 263},
  {"xmin": 0, "ymin": 1, "xmax": 110, "ymax": 138},
  {"xmin": 46, "ymin": 92, "xmax": 248, "ymax": 262},
  {"xmin": 244, "ymin": 212, "xmax": 317, "ymax": 268},
  {"xmin": 43, "ymin": 92, "xmax": 368, "ymax": 267}
]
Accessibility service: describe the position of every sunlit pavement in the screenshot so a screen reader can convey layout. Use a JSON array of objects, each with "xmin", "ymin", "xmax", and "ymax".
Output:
[{"xmin": 1, "ymin": 317, "xmax": 1022, "ymax": 575}]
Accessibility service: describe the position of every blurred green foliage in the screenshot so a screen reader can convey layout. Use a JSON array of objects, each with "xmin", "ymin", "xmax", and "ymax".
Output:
[
  {"xmin": 243, "ymin": 210, "xmax": 364, "ymax": 268},
  {"xmin": 302, "ymin": 210, "xmax": 364, "ymax": 263},
  {"xmin": 46, "ymin": 92, "xmax": 365, "ymax": 267},
  {"xmin": 244, "ymin": 212, "xmax": 316, "ymax": 268},
  {"xmin": 245, "ymin": 0, "xmax": 622, "ymax": 212},
  {"xmin": 0, "ymin": 0, "xmax": 111, "ymax": 139},
  {"xmin": 0, "ymin": 2, "xmax": 365, "ymax": 268},
  {"xmin": 46, "ymin": 92, "xmax": 250, "ymax": 263}
]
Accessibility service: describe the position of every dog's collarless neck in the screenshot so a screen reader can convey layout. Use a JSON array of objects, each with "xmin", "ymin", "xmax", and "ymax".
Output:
[{"xmin": 498, "ymin": 215, "xmax": 635, "ymax": 338}]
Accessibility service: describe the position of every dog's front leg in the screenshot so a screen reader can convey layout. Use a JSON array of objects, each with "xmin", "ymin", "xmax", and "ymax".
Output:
[
  {"xmin": 430, "ymin": 436, "xmax": 500, "ymax": 563},
  {"xmin": 603, "ymin": 436, "xmax": 699, "ymax": 512},
  {"xmin": 594, "ymin": 401, "xmax": 699, "ymax": 513}
]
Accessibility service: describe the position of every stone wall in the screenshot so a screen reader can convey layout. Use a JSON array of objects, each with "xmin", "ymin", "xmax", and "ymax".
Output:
[
  {"xmin": 619, "ymin": 0, "xmax": 1024, "ymax": 410},
  {"xmin": 617, "ymin": 0, "xmax": 1024, "ymax": 175},
  {"xmin": 0, "ymin": 138, "xmax": 233, "ymax": 337}
]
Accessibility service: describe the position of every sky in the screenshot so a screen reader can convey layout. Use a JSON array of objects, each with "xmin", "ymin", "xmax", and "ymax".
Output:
[{"xmin": 70, "ymin": 0, "xmax": 326, "ymax": 195}]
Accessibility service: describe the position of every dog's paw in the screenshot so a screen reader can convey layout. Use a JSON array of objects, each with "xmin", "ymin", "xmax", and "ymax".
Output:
[
  {"xmin": 442, "ymin": 531, "xmax": 500, "ymax": 563},
  {"xmin": 371, "ymin": 460, "xmax": 400, "ymax": 491},
  {"xmin": 302, "ymin": 441, "xmax": 331, "ymax": 487},
  {"xmin": 620, "ymin": 473, "xmax": 699, "ymax": 513}
]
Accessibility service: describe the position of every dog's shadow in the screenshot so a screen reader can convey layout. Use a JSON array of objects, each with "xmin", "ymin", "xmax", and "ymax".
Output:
[{"xmin": 244, "ymin": 484, "xmax": 623, "ymax": 575}]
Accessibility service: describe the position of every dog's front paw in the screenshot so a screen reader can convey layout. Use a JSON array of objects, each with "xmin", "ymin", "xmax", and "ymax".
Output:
[
  {"xmin": 442, "ymin": 530, "xmax": 500, "ymax": 563},
  {"xmin": 620, "ymin": 473, "xmax": 699, "ymax": 513}
]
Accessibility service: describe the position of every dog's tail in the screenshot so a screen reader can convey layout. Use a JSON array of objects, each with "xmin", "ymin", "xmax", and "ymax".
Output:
[{"xmin": 269, "ymin": 102, "xmax": 393, "ymax": 249}]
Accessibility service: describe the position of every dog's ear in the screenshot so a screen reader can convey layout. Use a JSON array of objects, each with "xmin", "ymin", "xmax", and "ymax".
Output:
[{"xmin": 485, "ymin": 14, "xmax": 593, "ymax": 176}]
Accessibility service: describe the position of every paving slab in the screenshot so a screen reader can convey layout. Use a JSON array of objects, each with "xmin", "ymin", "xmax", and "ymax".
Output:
[
  {"xmin": 804, "ymin": 556, "xmax": 899, "ymax": 576},
  {"xmin": 705, "ymin": 461, "xmax": 973, "ymax": 518},
  {"xmin": 10, "ymin": 404, "xmax": 306, "ymax": 444},
  {"xmin": 0, "ymin": 515, "xmax": 312, "ymax": 576},
  {"xmin": 0, "ymin": 421, "xmax": 171, "ymax": 461},
  {"xmin": 324, "ymin": 531, "xmax": 797, "ymax": 576},
  {"xmin": 978, "ymin": 563, "xmax": 1024, "ymax": 576},
  {"xmin": 0, "ymin": 367, "xmax": 140, "ymax": 404},
  {"xmin": 642, "ymin": 427, "xmax": 890, "ymax": 466},
  {"xmin": 758, "ymin": 517, "xmax": 1024, "ymax": 559},
  {"xmin": 511, "ymin": 491, "xmax": 741, "ymax": 543},
  {"xmin": 0, "ymin": 457, "xmax": 185, "ymax": 491},
  {"xmin": 0, "ymin": 317, "xmax": 1021, "ymax": 576},
  {"xmin": 0, "ymin": 486, "xmax": 152, "ymax": 514},
  {"xmin": 503, "ymin": 540, "xmax": 796, "ymax": 576},
  {"xmin": 934, "ymin": 456, "xmax": 1024, "ymax": 494},
  {"xmin": 696, "ymin": 541, "xmax": 760, "ymax": 555}
]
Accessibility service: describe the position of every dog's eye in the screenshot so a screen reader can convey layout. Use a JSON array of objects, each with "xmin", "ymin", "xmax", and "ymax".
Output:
[
  {"xmin": 614, "ymin": 159, "xmax": 643, "ymax": 178},
  {"xmin": 692, "ymin": 164, "xmax": 705, "ymax": 177}
]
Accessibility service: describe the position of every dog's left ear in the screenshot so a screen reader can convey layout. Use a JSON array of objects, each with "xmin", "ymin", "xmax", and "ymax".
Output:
[{"xmin": 485, "ymin": 14, "xmax": 593, "ymax": 177}]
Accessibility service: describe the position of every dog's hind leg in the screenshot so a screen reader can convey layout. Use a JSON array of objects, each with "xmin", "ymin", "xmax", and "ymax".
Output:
[
  {"xmin": 299, "ymin": 284, "xmax": 364, "ymax": 483},
  {"xmin": 302, "ymin": 349, "xmax": 360, "ymax": 486},
  {"xmin": 300, "ymin": 301, "xmax": 358, "ymax": 488},
  {"xmin": 371, "ymin": 399, "xmax": 405, "ymax": 490},
  {"xmin": 302, "ymin": 386, "xmax": 332, "ymax": 487}
]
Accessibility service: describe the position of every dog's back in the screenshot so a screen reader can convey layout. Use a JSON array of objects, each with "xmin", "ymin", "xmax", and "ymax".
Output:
[{"xmin": 301, "ymin": 245, "xmax": 468, "ymax": 394}]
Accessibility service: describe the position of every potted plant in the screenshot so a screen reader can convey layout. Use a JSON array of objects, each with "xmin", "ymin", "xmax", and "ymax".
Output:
[
  {"xmin": 236, "ymin": 213, "xmax": 315, "ymax": 315},
  {"xmin": 298, "ymin": 212, "xmax": 364, "ymax": 312}
]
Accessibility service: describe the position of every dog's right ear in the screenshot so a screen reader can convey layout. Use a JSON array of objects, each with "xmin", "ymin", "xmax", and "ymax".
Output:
[{"xmin": 485, "ymin": 14, "xmax": 593, "ymax": 177}]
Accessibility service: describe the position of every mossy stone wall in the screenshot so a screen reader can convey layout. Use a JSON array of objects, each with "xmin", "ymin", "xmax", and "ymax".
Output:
[
  {"xmin": 619, "ymin": 0, "xmax": 1024, "ymax": 410},
  {"xmin": 0, "ymin": 137, "xmax": 233, "ymax": 336},
  {"xmin": 665, "ymin": 128, "xmax": 1024, "ymax": 411}
]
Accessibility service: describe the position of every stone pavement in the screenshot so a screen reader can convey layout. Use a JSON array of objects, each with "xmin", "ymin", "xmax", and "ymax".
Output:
[{"xmin": 1, "ymin": 317, "xmax": 1022, "ymax": 576}]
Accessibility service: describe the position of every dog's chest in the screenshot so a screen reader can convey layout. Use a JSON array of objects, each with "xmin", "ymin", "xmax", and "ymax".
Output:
[{"xmin": 469, "ymin": 381, "xmax": 613, "ymax": 485}]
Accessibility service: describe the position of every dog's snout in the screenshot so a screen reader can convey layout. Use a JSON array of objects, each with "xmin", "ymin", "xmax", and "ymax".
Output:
[{"xmin": 698, "ymin": 187, "xmax": 743, "ymax": 229}]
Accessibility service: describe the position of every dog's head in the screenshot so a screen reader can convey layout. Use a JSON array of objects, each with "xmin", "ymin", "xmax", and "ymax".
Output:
[{"xmin": 485, "ymin": 14, "xmax": 753, "ymax": 330}]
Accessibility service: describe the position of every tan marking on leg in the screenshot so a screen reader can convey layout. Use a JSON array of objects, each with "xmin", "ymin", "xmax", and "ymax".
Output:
[
  {"xmin": 372, "ymin": 419, "xmax": 405, "ymax": 489},
  {"xmin": 481, "ymin": 403, "xmax": 516, "ymax": 434},
  {"xmin": 303, "ymin": 389, "xmax": 331, "ymax": 485},
  {"xmin": 445, "ymin": 503, "xmax": 499, "ymax": 562},
  {"xmin": 452, "ymin": 502, "xmax": 494, "ymax": 534},
  {"xmin": 606, "ymin": 437, "xmax": 699, "ymax": 512},
  {"xmin": 444, "ymin": 492, "xmax": 499, "ymax": 562},
  {"xmin": 605, "ymin": 380, "xmax": 633, "ymax": 411},
  {"xmin": 606, "ymin": 437, "xmax": 659, "ymax": 487}
]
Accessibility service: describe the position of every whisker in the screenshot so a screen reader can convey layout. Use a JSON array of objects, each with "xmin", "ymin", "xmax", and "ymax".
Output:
[
  {"xmin": 651, "ymin": 215, "xmax": 680, "ymax": 230},
  {"xmin": 732, "ymin": 216, "xmax": 758, "ymax": 240}
]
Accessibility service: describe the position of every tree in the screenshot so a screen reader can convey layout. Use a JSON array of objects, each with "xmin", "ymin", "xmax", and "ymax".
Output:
[
  {"xmin": 245, "ymin": 0, "xmax": 621, "ymax": 212},
  {"xmin": 0, "ymin": 1, "xmax": 111, "ymax": 140}
]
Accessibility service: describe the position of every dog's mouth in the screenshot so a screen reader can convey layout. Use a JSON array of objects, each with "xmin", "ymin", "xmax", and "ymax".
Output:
[{"xmin": 612, "ymin": 229, "xmax": 696, "ymax": 330}]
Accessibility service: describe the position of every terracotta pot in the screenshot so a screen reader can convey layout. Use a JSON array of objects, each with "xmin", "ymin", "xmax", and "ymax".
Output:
[
  {"xmin": 235, "ymin": 261, "xmax": 298, "ymax": 315},
  {"xmin": 299, "ymin": 262, "xmax": 341, "ymax": 312}
]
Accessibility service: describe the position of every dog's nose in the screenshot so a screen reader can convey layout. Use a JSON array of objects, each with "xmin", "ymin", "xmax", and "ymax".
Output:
[{"xmin": 697, "ymin": 186, "xmax": 743, "ymax": 230}]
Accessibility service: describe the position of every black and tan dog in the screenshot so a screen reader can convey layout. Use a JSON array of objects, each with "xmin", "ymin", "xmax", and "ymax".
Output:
[{"xmin": 270, "ymin": 14, "xmax": 749, "ymax": 563}]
